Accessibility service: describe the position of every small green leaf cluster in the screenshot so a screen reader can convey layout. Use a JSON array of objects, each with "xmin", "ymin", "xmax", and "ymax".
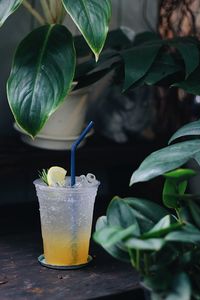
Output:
[{"xmin": 95, "ymin": 121, "xmax": 200, "ymax": 299}]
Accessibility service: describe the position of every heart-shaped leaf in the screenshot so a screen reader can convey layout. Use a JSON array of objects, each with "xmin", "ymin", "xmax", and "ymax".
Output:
[
  {"xmin": 130, "ymin": 140, "xmax": 200, "ymax": 185},
  {"xmin": 7, "ymin": 25, "xmax": 76, "ymax": 137},
  {"xmin": 122, "ymin": 42, "xmax": 163, "ymax": 91},
  {"xmin": 0, "ymin": 0, "xmax": 23, "ymax": 27},
  {"xmin": 62, "ymin": 0, "xmax": 111, "ymax": 61},
  {"xmin": 169, "ymin": 119, "xmax": 200, "ymax": 144}
]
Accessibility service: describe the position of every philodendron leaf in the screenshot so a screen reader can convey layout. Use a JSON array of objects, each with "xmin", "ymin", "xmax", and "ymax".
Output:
[
  {"xmin": 172, "ymin": 65, "xmax": 200, "ymax": 95},
  {"xmin": 62, "ymin": 0, "xmax": 111, "ymax": 61},
  {"xmin": 124, "ymin": 197, "xmax": 168, "ymax": 233},
  {"xmin": 130, "ymin": 140, "xmax": 200, "ymax": 185},
  {"xmin": 122, "ymin": 41, "xmax": 163, "ymax": 90},
  {"xmin": 107, "ymin": 197, "xmax": 140, "ymax": 235},
  {"xmin": 7, "ymin": 25, "xmax": 76, "ymax": 138},
  {"xmin": 168, "ymin": 38, "xmax": 199, "ymax": 77},
  {"xmin": 0, "ymin": 0, "xmax": 23, "ymax": 27},
  {"xmin": 169, "ymin": 119, "xmax": 200, "ymax": 144},
  {"xmin": 163, "ymin": 168, "xmax": 197, "ymax": 182},
  {"xmin": 125, "ymin": 237, "xmax": 165, "ymax": 251},
  {"xmin": 166, "ymin": 223, "xmax": 200, "ymax": 244}
]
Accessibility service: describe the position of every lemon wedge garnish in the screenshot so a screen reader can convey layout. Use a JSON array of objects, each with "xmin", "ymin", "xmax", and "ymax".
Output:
[{"xmin": 47, "ymin": 166, "xmax": 67, "ymax": 187}]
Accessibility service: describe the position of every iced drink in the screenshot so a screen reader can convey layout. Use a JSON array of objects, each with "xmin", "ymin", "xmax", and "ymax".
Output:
[{"xmin": 34, "ymin": 175, "xmax": 99, "ymax": 267}]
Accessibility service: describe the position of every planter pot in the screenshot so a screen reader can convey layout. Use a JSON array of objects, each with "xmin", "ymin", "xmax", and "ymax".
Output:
[{"xmin": 14, "ymin": 86, "xmax": 92, "ymax": 150}]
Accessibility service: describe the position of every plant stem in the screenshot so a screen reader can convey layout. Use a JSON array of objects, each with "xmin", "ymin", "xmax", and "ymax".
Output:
[
  {"xmin": 23, "ymin": 0, "xmax": 46, "ymax": 25},
  {"xmin": 175, "ymin": 208, "xmax": 183, "ymax": 224},
  {"xmin": 144, "ymin": 253, "xmax": 149, "ymax": 276},
  {"xmin": 136, "ymin": 249, "xmax": 140, "ymax": 271},
  {"xmin": 40, "ymin": 0, "xmax": 54, "ymax": 23},
  {"xmin": 128, "ymin": 248, "xmax": 136, "ymax": 269}
]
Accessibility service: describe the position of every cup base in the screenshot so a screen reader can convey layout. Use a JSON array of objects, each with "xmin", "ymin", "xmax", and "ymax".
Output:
[{"xmin": 38, "ymin": 254, "xmax": 93, "ymax": 270}]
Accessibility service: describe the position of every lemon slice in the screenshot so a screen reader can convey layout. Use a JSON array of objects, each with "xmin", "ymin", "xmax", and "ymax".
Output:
[{"xmin": 47, "ymin": 166, "xmax": 67, "ymax": 187}]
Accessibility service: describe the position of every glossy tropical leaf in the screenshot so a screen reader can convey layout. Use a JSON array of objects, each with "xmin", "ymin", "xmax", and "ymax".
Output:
[
  {"xmin": 168, "ymin": 39, "xmax": 199, "ymax": 77},
  {"xmin": 166, "ymin": 223, "xmax": 200, "ymax": 243},
  {"xmin": 93, "ymin": 224, "xmax": 137, "ymax": 248},
  {"xmin": 142, "ymin": 216, "xmax": 182, "ymax": 239},
  {"xmin": 144, "ymin": 53, "xmax": 182, "ymax": 85},
  {"xmin": 130, "ymin": 140, "xmax": 200, "ymax": 185},
  {"xmin": 173, "ymin": 65, "xmax": 200, "ymax": 95},
  {"xmin": 163, "ymin": 168, "xmax": 197, "ymax": 181},
  {"xmin": 188, "ymin": 201, "xmax": 200, "ymax": 229},
  {"xmin": 169, "ymin": 119, "xmax": 200, "ymax": 144},
  {"xmin": 62, "ymin": 0, "xmax": 111, "ymax": 61},
  {"xmin": 124, "ymin": 197, "xmax": 168, "ymax": 233},
  {"xmin": 122, "ymin": 42, "xmax": 163, "ymax": 90},
  {"xmin": 0, "ymin": 0, "xmax": 23, "ymax": 27},
  {"xmin": 133, "ymin": 31, "xmax": 160, "ymax": 46},
  {"xmin": 125, "ymin": 237, "xmax": 165, "ymax": 251},
  {"xmin": 7, "ymin": 25, "xmax": 76, "ymax": 137},
  {"xmin": 94, "ymin": 216, "xmax": 130, "ymax": 262},
  {"xmin": 107, "ymin": 197, "xmax": 140, "ymax": 234}
]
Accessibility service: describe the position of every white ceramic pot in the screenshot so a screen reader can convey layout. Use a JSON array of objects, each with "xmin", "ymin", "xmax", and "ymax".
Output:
[{"xmin": 14, "ymin": 86, "xmax": 92, "ymax": 150}]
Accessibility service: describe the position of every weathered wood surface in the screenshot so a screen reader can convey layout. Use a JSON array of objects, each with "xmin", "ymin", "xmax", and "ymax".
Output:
[{"xmin": 0, "ymin": 233, "xmax": 141, "ymax": 300}]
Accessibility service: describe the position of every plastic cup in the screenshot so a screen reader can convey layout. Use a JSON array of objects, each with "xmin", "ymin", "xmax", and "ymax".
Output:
[{"xmin": 34, "ymin": 176, "xmax": 100, "ymax": 269}]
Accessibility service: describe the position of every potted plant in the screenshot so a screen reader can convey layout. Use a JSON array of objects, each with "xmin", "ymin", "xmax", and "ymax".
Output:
[
  {"xmin": 94, "ymin": 117, "xmax": 200, "ymax": 298},
  {"xmin": 0, "ymin": 0, "xmax": 113, "ymax": 148}
]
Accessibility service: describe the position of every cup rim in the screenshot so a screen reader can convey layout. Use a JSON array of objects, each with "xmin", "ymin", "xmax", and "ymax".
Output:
[{"xmin": 33, "ymin": 177, "xmax": 100, "ymax": 191}]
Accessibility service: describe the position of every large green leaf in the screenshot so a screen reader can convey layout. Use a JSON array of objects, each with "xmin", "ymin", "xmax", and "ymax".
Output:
[
  {"xmin": 142, "ymin": 215, "xmax": 182, "ymax": 239},
  {"xmin": 62, "ymin": 0, "xmax": 111, "ymax": 61},
  {"xmin": 107, "ymin": 197, "xmax": 140, "ymax": 234},
  {"xmin": 94, "ymin": 216, "xmax": 130, "ymax": 262},
  {"xmin": 168, "ymin": 39, "xmax": 199, "ymax": 77},
  {"xmin": 130, "ymin": 140, "xmax": 200, "ymax": 185},
  {"xmin": 7, "ymin": 25, "xmax": 76, "ymax": 137},
  {"xmin": 144, "ymin": 53, "xmax": 182, "ymax": 85},
  {"xmin": 166, "ymin": 223, "xmax": 200, "ymax": 244},
  {"xmin": 124, "ymin": 197, "xmax": 168, "ymax": 233},
  {"xmin": 173, "ymin": 65, "xmax": 200, "ymax": 95},
  {"xmin": 122, "ymin": 42, "xmax": 163, "ymax": 90},
  {"xmin": 0, "ymin": 0, "xmax": 23, "ymax": 27},
  {"xmin": 125, "ymin": 237, "xmax": 165, "ymax": 251},
  {"xmin": 169, "ymin": 119, "xmax": 200, "ymax": 144}
]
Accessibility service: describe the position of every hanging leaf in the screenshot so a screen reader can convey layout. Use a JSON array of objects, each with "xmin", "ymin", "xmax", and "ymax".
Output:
[
  {"xmin": 169, "ymin": 119, "xmax": 200, "ymax": 144},
  {"xmin": 168, "ymin": 38, "xmax": 199, "ymax": 78},
  {"xmin": 122, "ymin": 42, "xmax": 163, "ymax": 90},
  {"xmin": 0, "ymin": 0, "xmax": 23, "ymax": 27},
  {"xmin": 7, "ymin": 25, "xmax": 76, "ymax": 138},
  {"xmin": 62, "ymin": 0, "xmax": 111, "ymax": 61},
  {"xmin": 125, "ymin": 237, "xmax": 165, "ymax": 251},
  {"xmin": 130, "ymin": 140, "xmax": 200, "ymax": 185}
]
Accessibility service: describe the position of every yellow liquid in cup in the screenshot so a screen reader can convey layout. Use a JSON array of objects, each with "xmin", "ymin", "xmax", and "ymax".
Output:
[{"xmin": 42, "ymin": 231, "xmax": 90, "ymax": 266}]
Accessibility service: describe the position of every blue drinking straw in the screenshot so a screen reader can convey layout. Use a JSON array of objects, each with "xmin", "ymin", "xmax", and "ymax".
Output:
[{"xmin": 70, "ymin": 121, "xmax": 94, "ymax": 187}]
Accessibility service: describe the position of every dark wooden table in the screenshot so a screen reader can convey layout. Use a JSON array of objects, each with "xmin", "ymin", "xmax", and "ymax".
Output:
[{"xmin": 0, "ymin": 203, "xmax": 146, "ymax": 300}]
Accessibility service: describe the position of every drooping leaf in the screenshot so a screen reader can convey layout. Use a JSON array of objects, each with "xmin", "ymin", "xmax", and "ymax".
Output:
[
  {"xmin": 125, "ymin": 237, "xmax": 165, "ymax": 251},
  {"xmin": 169, "ymin": 119, "xmax": 200, "ymax": 144},
  {"xmin": 122, "ymin": 42, "xmax": 163, "ymax": 90},
  {"xmin": 94, "ymin": 216, "xmax": 130, "ymax": 262},
  {"xmin": 62, "ymin": 0, "xmax": 111, "ymax": 60},
  {"xmin": 188, "ymin": 201, "xmax": 200, "ymax": 229},
  {"xmin": 93, "ymin": 224, "xmax": 137, "ymax": 248},
  {"xmin": 142, "ymin": 215, "xmax": 182, "ymax": 239},
  {"xmin": 7, "ymin": 25, "xmax": 76, "ymax": 137},
  {"xmin": 0, "ymin": 0, "xmax": 23, "ymax": 27},
  {"xmin": 166, "ymin": 223, "xmax": 200, "ymax": 244},
  {"xmin": 144, "ymin": 53, "xmax": 182, "ymax": 85},
  {"xmin": 172, "ymin": 65, "xmax": 200, "ymax": 95},
  {"xmin": 168, "ymin": 38, "xmax": 199, "ymax": 77},
  {"xmin": 107, "ymin": 197, "xmax": 140, "ymax": 235},
  {"xmin": 163, "ymin": 168, "xmax": 197, "ymax": 182},
  {"xmin": 130, "ymin": 140, "xmax": 200, "ymax": 185},
  {"xmin": 124, "ymin": 197, "xmax": 168, "ymax": 233}
]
